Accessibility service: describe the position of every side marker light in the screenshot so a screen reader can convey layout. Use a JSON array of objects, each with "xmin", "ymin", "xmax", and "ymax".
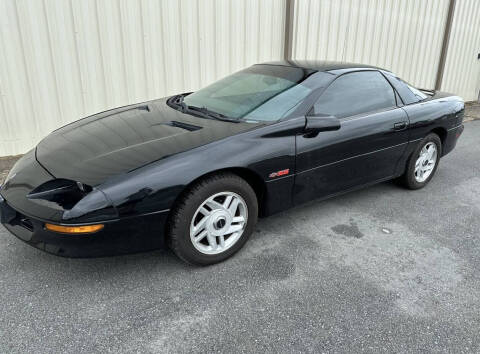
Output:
[{"xmin": 45, "ymin": 223, "xmax": 104, "ymax": 234}]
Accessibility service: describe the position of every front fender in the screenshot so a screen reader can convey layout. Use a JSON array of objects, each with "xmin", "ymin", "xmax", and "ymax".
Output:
[{"xmin": 98, "ymin": 118, "xmax": 302, "ymax": 218}]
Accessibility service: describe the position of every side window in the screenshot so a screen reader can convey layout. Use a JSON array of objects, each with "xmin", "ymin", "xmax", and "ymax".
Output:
[{"xmin": 313, "ymin": 71, "xmax": 397, "ymax": 118}]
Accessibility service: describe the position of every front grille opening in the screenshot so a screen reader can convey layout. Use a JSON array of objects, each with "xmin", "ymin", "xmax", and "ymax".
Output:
[{"xmin": 20, "ymin": 218, "xmax": 33, "ymax": 231}]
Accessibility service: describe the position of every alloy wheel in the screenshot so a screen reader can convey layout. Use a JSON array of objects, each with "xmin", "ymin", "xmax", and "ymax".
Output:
[
  {"xmin": 414, "ymin": 142, "xmax": 438, "ymax": 183},
  {"xmin": 190, "ymin": 192, "xmax": 248, "ymax": 255}
]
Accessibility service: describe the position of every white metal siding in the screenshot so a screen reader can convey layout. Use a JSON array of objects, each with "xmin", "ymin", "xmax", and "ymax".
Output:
[
  {"xmin": 1, "ymin": 0, "xmax": 479, "ymax": 157},
  {"xmin": 441, "ymin": 0, "xmax": 480, "ymax": 101},
  {"xmin": 292, "ymin": 0, "xmax": 451, "ymax": 90},
  {"xmin": 0, "ymin": 0, "xmax": 286, "ymax": 156}
]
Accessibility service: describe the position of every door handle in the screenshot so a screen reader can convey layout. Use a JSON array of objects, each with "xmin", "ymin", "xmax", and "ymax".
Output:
[{"xmin": 393, "ymin": 122, "xmax": 408, "ymax": 131}]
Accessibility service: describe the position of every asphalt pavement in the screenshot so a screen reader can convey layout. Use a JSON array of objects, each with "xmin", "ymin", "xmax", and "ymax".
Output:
[{"xmin": 1, "ymin": 121, "xmax": 480, "ymax": 353}]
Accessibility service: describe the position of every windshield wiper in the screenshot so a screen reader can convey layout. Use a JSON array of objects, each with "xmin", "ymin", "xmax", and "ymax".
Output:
[
  {"xmin": 186, "ymin": 105, "xmax": 239, "ymax": 123},
  {"xmin": 170, "ymin": 95, "xmax": 239, "ymax": 123}
]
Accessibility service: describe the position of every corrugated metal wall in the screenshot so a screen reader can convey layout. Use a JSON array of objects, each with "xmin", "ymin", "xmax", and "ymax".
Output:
[
  {"xmin": 0, "ymin": 0, "xmax": 286, "ymax": 156},
  {"xmin": 441, "ymin": 0, "xmax": 480, "ymax": 102},
  {"xmin": 291, "ymin": 0, "xmax": 451, "ymax": 89},
  {"xmin": 1, "ymin": 0, "xmax": 479, "ymax": 156},
  {"xmin": 292, "ymin": 0, "xmax": 480, "ymax": 101}
]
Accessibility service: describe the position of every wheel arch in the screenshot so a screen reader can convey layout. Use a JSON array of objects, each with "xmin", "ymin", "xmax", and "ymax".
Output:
[
  {"xmin": 167, "ymin": 167, "xmax": 267, "ymax": 222},
  {"xmin": 397, "ymin": 128, "xmax": 446, "ymax": 178},
  {"xmin": 430, "ymin": 127, "xmax": 447, "ymax": 148}
]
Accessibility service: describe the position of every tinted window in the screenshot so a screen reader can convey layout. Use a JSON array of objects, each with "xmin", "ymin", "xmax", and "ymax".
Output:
[
  {"xmin": 383, "ymin": 73, "xmax": 419, "ymax": 104},
  {"xmin": 406, "ymin": 83, "xmax": 429, "ymax": 101},
  {"xmin": 313, "ymin": 71, "xmax": 397, "ymax": 118}
]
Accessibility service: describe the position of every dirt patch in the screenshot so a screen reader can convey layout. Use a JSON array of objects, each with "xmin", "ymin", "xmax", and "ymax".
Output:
[
  {"xmin": 465, "ymin": 101, "xmax": 480, "ymax": 122},
  {"xmin": 331, "ymin": 222, "xmax": 364, "ymax": 239},
  {"xmin": 0, "ymin": 155, "xmax": 22, "ymax": 184}
]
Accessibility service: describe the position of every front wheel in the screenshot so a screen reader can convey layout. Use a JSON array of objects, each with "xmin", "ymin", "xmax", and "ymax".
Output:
[
  {"xmin": 167, "ymin": 173, "xmax": 258, "ymax": 265},
  {"xmin": 401, "ymin": 133, "xmax": 442, "ymax": 190}
]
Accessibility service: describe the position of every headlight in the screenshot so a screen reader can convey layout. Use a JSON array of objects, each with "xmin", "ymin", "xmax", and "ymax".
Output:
[{"xmin": 27, "ymin": 179, "xmax": 117, "ymax": 222}]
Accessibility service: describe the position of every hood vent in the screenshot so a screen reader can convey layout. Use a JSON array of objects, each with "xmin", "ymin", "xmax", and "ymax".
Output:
[{"xmin": 162, "ymin": 121, "xmax": 202, "ymax": 131}]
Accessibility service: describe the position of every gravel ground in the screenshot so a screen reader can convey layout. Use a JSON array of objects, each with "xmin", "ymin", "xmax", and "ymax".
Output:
[
  {"xmin": 0, "ymin": 155, "xmax": 22, "ymax": 185},
  {"xmin": 465, "ymin": 101, "xmax": 480, "ymax": 122},
  {"xmin": 1, "ymin": 121, "xmax": 480, "ymax": 353}
]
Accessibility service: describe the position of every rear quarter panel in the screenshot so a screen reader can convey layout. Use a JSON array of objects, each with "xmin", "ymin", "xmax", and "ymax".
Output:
[
  {"xmin": 396, "ymin": 94, "xmax": 464, "ymax": 175},
  {"xmin": 403, "ymin": 95, "xmax": 464, "ymax": 140}
]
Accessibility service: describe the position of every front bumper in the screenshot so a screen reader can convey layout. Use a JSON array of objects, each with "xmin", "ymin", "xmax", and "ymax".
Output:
[{"xmin": 0, "ymin": 195, "xmax": 168, "ymax": 257}]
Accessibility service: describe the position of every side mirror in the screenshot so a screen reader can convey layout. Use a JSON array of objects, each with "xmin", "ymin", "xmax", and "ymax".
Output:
[{"xmin": 304, "ymin": 114, "xmax": 341, "ymax": 136}]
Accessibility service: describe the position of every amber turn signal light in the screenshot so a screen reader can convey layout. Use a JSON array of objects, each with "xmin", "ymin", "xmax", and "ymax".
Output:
[{"xmin": 45, "ymin": 223, "xmax": 104, "ymax": 234}]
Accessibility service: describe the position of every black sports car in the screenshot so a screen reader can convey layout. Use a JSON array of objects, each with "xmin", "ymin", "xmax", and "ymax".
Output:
[{"xmin": 0, "ymin": 61, "xmax": 464, "ymax": 265}]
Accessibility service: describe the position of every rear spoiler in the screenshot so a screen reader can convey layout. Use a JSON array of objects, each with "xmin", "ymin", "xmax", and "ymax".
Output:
[{"xmin": 419, "ymin": 88, "xmax": 435, "ymax": 96}]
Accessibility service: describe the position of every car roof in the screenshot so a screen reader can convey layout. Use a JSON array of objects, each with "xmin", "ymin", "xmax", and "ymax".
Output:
[{"xmin": 257, "ymin": 60, "xmax": 389, "ymax": 74}]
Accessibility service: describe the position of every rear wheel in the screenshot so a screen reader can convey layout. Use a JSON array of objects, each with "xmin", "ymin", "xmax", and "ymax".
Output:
[
  {"xmin": 401, "ymin": 133, "xmax": 442, "ymax": 189},
  {"xmin": 167, "ymin": 173, "xmax": 258, "ymax": 265}
]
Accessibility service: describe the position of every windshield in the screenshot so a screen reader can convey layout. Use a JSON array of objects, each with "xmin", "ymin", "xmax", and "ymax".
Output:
[{"xmin": 183, "ymin": 65, "xmax": 314, "ymax": 121}]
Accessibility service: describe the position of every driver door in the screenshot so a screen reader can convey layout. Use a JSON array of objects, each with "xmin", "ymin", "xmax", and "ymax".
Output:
[{"xmin": 294, "ymin": 70, "xmax": 409, "ymax": 205}]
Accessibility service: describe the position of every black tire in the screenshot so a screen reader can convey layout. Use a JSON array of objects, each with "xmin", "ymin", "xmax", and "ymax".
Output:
[
  {"xmin": 167, "ymin": 173, "xmax": 258, "ymax": 265},
  {"xmin": 401, "ymin": 133, "xmax": 442, "ymax": 190}
]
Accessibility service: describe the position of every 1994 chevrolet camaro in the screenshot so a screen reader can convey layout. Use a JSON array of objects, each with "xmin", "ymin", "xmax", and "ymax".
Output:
[{"xmin": 0, "ymin": 61, "xmax": 465, "ymax": 265}]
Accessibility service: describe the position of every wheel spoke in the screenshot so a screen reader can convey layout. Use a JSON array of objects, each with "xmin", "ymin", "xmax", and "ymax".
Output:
[
  {"xmin": 206, "ymin": 233, "xmax": 217, "ymax": 249},
  {"xmin": 232, "ymin": 216, "xmax": 245, "ymax": 223},
  {"xmin": 194, "ymin": 229, "xmax": 208, "ymax": 242},
  {"xmin": 206, "ymin": 199, "xmax": 224, "ymax": 211},
  {"xmin": 192, "ymin": 216, "xmax": 208, "ymax": 235},
  {"xmin": 227, "ymin": 224, "xmax": 243, "ymax": 234},
  {"xmin": 415, "ymin": 159, "xmax": 421, "ymax": 172},
  {"xmin": 427, "ymin": 147, "xmax": 435, "ymax": 160},
  {"xmin": 199, "ymin": 206, "xmax": 210, "ymax": 216},
  {"xmin": 223, "ymin": 195, "xmax": 233, "ymax": 209},
  {"xmin": 228, "ymin": 198, "xmax": 240, "ymax": 215},
  {"xmin": 219, "ymin": 235, "xmax": 225, "ymax": 248}
]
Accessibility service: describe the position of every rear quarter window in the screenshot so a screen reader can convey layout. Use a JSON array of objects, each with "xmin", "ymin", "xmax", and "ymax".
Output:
[
  {"xmin": 406, "ymin": 84, "xmax": 429, "ymax": 101},
  {"xmin": 384, "ymin": 73, "xmax": 421, "ymax": 105}
]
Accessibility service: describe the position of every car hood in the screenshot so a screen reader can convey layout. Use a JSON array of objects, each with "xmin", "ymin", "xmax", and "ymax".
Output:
[{"xmin": 36, "ymin": 98, "xmax": 263, "ymax": 186}]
